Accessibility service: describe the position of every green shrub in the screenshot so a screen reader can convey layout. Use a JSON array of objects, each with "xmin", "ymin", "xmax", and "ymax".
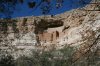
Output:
[
  {"xmin": 15, "ymin": 46, "xmax": 74, "ymax": 66},
  {"xmin": 0, "ymin": 54, "xmax": 15, "ymax": 66}
]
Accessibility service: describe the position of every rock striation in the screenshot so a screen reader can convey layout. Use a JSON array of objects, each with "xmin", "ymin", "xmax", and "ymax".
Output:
[{"xmin": 0, "ymin": 3, "xmax": 100, "ymax": 58}]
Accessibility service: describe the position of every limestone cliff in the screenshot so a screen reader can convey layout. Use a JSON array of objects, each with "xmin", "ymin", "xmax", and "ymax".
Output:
[{"xmin": 0, "ymin": 3, "xmax": 100, "ymax": 58}]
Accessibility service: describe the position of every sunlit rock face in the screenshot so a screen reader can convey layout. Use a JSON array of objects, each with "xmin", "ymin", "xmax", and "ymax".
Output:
[
  {"xmin": 0, "ymin": 4, "xmax": 100, "ymax": 58},
  {"xmin": 58, "ymin": 18, "xmax": 100, "ymax": 46},
  {"xmin": 0, "ymin": 17, "xmax": 37, "ymax": 58}
]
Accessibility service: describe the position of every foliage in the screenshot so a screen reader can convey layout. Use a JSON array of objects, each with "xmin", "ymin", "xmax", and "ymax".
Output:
[
  {"xmin": 0, "ymin": 45, "xmax": 99, "ymax": 66},
  {"xmin": 0, "ymin": 54, "xmax": 15, "ymax": 66},
  {"xmin": 15, "ymin": 45, "xmax": 100, "ymax": 66},
  {"xmin": 15, "ymin": 46, "xmax": 74, "ymax": 66}
]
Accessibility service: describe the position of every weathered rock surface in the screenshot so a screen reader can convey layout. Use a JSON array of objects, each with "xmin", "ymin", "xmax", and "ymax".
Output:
[{"xmin": 0, "ymin": 3, "xmax": 100, "ymax": 58}]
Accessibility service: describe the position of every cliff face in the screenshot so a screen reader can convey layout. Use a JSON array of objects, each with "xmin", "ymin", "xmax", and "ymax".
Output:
[{"xmin": 0, "ymin": 4, "xmax": 100, "ymax": 58}]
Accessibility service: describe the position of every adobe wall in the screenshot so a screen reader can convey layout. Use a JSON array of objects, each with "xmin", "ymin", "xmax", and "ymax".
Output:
[
  {"xmin": 0, "ymin": 17, "xmax": 68, "ymax": 46},
  {"xmin": 37, "ymin": 26, "xmax": 68, "ymax": 44}
]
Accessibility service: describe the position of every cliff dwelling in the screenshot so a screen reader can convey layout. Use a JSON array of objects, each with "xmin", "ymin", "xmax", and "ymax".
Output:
[
  {"xmin": 35, "ymin": 18, "xmax": 68, "ymax": 45},
  {"xmin": 0, "ymin": 18, "xmax": 70, "ymax": 46}
]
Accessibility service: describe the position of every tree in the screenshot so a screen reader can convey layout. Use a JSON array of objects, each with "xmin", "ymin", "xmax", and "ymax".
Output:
[
  {"xmin": 15, "ymin": 46, "xmax": 75, "ymax": 66},
  {"xmin": 0, "ymin": 54, "xmax": 15, "ymax": 66}
]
